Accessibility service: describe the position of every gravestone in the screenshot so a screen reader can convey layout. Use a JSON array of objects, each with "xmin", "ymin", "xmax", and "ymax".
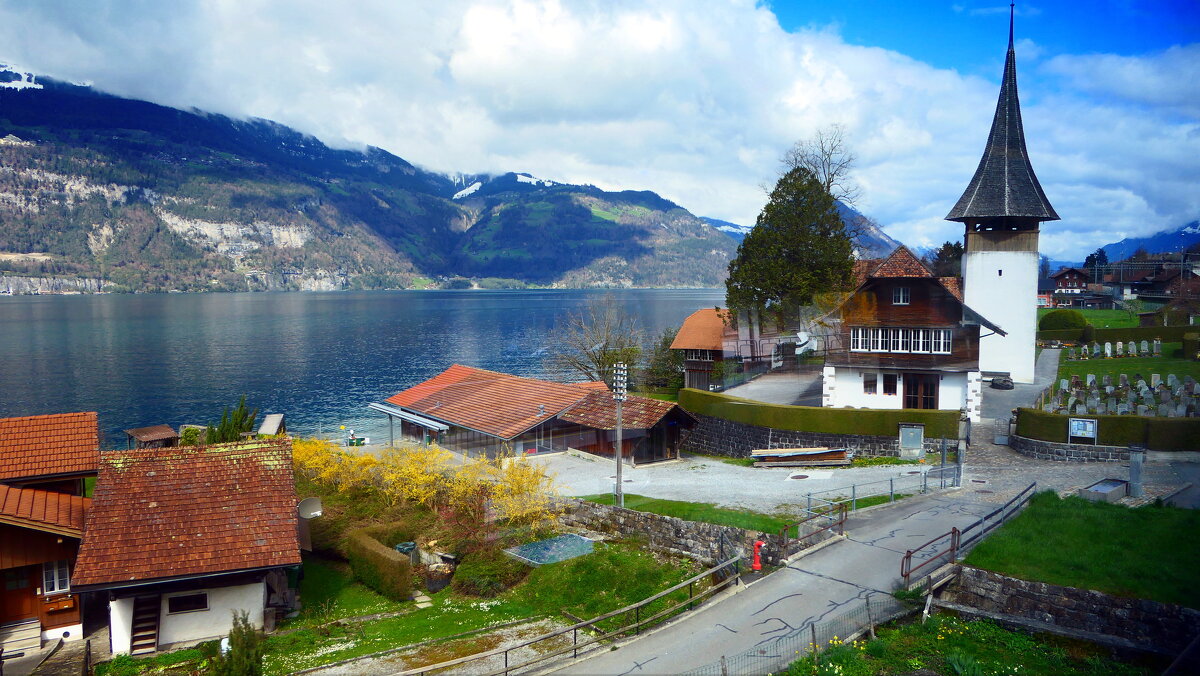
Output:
[
  {"xmin": 1137, "ymin": 405, "xmax": 1149, "ymax": 416},
  {"xmin": 1168, "ymin": 374, "xmax": 1179, "ymax": 388},
  {"xmin": 1120, "ymin": 374, "xmax": 1129, "ymax": 387},
  {"xmin": 1159, "ymin": 406, "xmax": 1170, "ymax": 417},
  {"xmin": 1141, "ymin": 339, "xmax": 1150, "ymax": 354},
  {"xmin": 1068, "ymin": 347, "xmax": 1077, "ymax": 360},
  {"xmin": 1177, "ymin": 403, "xmax": 1188, "ymax": 417},
  {"xmin": 1076, "ymin": 404, "xmax": 1088, "ymax": 415},
  {"xmin": 1093, "ymin": 343, "xmax": 1102, "ymax": 358},
  {"xmin": 1118, "ymin": 403, "xmax": 1130, "ymax": 415},
  {"xmin": 1154, "ymin": 339, "xmax": 1162, "ymax": 356},
  {"xmin": 1105, "ymin": 342, "xmax": 1113, "ymax": 358},
  {"xmin": 1159, "ymin": 389, "xmax": 1172, "ymax": 404},
  {"xmin": 1128, "ymin": 341, "xmax": 1137, "ymax": 356},
  {"xmin": 1060, "ymin": 378, "xmax": 1070, "ymax": 392},
  {"xmin": 1096, "ymin": 402, "xmax": 1107, "ymax": 415},
  {"xmin": 1137, "ymin": 379, "xmax": 1148, "ymax": 390},
  {"xmin": 1087, "ymin": 374, "xmax": 1096, "ymax": 387},
  {"xmin": 1116, "ymin": 342, "xmax": 1124, "ymax": 357},
  {"xmin": 1152, "ymin": 374, "xmax": 1161, "ymax": 388},
  {"xmin": 1107, "ymin": 397, "xmax": 1117, "ymax": 411},
  {"xmin": 1106, "ymin": 385, "xmax": 1115, "ymax": 395}
]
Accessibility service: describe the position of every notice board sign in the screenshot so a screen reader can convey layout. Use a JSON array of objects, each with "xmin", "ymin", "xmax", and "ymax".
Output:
[{"xmin": 1068, "ymin": 417, "xmax": 1098, "ymax": 445}]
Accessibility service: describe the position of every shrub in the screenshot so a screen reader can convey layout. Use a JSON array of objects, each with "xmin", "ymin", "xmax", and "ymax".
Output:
[
  {"xmin": 344, "ymin": 524, "xmax": 415, "ymax": 600},
  {"xmin": 1184, "ymin": 332, "xmax": 1199, "ymax": 361},
  {"xmin": 1039, "ymin": 309, "xmax": 1087, "ymax": 331},
  {"xmin": 451, "ymin": 547, "xmax": 530, "ymax": 597},
  {"xmin": 1016, "ymin": 408, "xmax": 1200, "ymax": 451},
  {"xmin": 210, "ymin": 610, "xmax": 263, "ymax": 676},
  {"xmin": 1080, "ymin": 323, "xmax": 1095, "ymax": 343}
]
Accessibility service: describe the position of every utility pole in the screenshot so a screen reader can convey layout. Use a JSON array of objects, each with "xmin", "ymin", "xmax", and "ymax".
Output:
[{"xmin": 613, "ymin": 361, "xmax": 627, "ymax": 508}]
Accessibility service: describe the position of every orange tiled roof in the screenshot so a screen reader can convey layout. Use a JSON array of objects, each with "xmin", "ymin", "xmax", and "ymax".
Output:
[
  {"xmin": 0, "ymin": 484, "xmax": 89, "ymax": 537},
  {"xmin": 72, "ymin": 439, "xmax": 301, "ymax": 588},
  {"xmin": 870, "ymin": 246, "xmax": 932, "ymax": 278},
  {"xmin": 938, "ymin": 277, "xmax": 964, "ymax": 301},
  {"xmin": 386, "ymin": 365, "xmax": 595, "ymax": 439},
  {"xmin": 853, "ymin": 259, "xmax": 883, "ymax": 285},
  {"xmin": 574, "ymin": 381, "xmax": 611, "ymax": 392},
  {"xmin": 669, "ymin": 308, "xmax": 725, "ymax": 351},
  {"xmin": 0, "ymin": 412, "xmax": 99, "ymax": 482},
  {"xmin": 559, "ymin": 391, "xmax": 693, "ymax": 430}
]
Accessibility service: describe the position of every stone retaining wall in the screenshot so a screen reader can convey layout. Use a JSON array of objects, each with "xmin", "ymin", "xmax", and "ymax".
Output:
[
  {"xmin": 681, "ymin": 413, "xmax": 957, "ymax": 459},
  {"xmin": 943, "ymin": 566, "xmax": 1200, "ymax": 653},
  {"xmin": 1011, "ymin": 434, "xmax": 1130, "ymax": 462},
  {"xmin": 556, "ymin": 498, "xmax": 835, "ymax": 567}
]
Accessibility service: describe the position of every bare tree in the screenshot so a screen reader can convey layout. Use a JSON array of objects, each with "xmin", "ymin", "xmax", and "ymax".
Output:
[
  {"xmin": 781, "ymin": 124, "xmax": 860, "ymax": 206},
  {"xmin": 546, "ymin": 296, "xmax": 643, "ymax": 384}
]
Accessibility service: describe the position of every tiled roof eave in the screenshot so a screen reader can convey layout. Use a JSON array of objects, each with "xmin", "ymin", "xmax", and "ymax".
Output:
[
  {"xmin": 0, "ymin": 514, "xmax": 83, "ymax": 538},
  {"xmin": 71, "ymin": 562, "xmax": 297, "ymax": 592}
]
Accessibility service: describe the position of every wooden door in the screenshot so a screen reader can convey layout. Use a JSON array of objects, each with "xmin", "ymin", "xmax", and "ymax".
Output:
[
  {"xmin": 1, "ymin": 565, "xmax": 38, "ymax": 623},
  {"xmin": 903, "ymin": 374, "xmax": 939, "ymax": 410}
]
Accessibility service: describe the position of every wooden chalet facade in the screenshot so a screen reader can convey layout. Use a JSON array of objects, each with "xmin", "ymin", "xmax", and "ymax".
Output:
[
  {"xmin": 374, "ymin": 365, "xmax": 695, "ymax": 463},
  {"xmin": 0, "ymin": 412, "xmax": 99, "ymax": 655},
  {"xmin": 71, "ymin": 440, "xmax": 301, "ymax": 656},
  {"xmin": 670, "ymin": 309, "xmax": 727, "ymax": 391},
  {"xmin": 822, "ymin": 247, "xmax": 1001, "ymax": 422},
  {"xmin": 1050, "ymin": 267, "xmax": 1089, "ymax": 295}
]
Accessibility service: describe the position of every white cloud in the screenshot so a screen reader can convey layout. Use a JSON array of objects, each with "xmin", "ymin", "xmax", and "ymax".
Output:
[{"xmin": 0, "ymin": 0, "xmax": 1195, "ymax": 260}]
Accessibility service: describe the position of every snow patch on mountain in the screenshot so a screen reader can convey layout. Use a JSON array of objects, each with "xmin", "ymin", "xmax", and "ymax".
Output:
[
  {"xmin": 515, "ymin": 173, "xmax": 557, "ymax": 187},
  {"xmin": 452, "ymin": 181, "xmax": 482, "ymax": 199},
  {"xmin": 0, "ymin": 64, "xmax": 43, "ymax": 90}
]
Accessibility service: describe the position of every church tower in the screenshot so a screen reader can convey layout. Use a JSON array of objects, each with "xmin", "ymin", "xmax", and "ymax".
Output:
[{"xmin": 946, "ymin": 7, "xmax": 1057, "ymax": 384}]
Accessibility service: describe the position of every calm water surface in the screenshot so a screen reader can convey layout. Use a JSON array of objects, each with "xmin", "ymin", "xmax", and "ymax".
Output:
[{"xmin": 0, "ymin": 289, "xmax": 722, "ymax": 445}]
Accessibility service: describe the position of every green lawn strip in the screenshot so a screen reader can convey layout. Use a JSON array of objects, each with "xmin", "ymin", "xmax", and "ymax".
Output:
[
  {"xmin": 780, "ymin": 613, "xmax": 1155, "ymax": 675},
  {"xmin": 582, "ymin": 493, "xmax": 790, "ymax": 533},
  {"xmin": 262, "ymin": 596, "xmax": 536, "ymax": 675},
  {"xmin": 96, "ymin": 645, "xmax": 217, "ymax": 676},
  {"xmin": 964, "ymin": 492, "xmax": 1200, "ymax": 608},
  {"xmin": 683, "ymin": 452, "xmax": 756, "ymax": 467},
  {"xmin": 283, "ymin": 554, "xmax": 408, "ymax": 627},
  {"xmin": 1039, "ymin": 308, "xmax": 1140, "ymax": 329},
  {"xmin": 1057, "ymin": 343, "xmax": 1200, "ymax": 383},
  {"xmin": 632, "ymin": 390, "xmax": 679, "ymax": 402},
  {"xmin": 839, "ymin": 493, "xmax": 912, "ymax": 510}
]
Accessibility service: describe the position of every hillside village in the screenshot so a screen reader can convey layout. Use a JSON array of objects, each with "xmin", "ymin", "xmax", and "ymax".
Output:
[{"xmin": 3, "ymin": 12, "xmax": 1199, "ymax": 675}]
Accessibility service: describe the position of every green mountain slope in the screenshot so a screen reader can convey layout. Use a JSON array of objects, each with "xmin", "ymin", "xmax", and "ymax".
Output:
[{"xmin": 0, "ymin": 71, "xmax": 736, "ymax": 291}]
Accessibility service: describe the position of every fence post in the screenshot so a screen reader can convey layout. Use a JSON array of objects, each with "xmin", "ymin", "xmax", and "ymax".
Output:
[
  {"xmin": 720, "ymin": 655, "xmax": 729, "ymax": 676},
  {"xmin": 851, "ymin": 484, "xmax": 857, "ymax": 511},
  {"xmin": 889, "ymin": 478, "xmax": 894, "ymax": 503},
  {"xmin": 806, "ymin": 492, "xmax": 812, "ymax": 512},
  {"xmin": 865, "ymin": 595, "xmax": 876, "ymax": 639},
  {"xmin": 811, "ymin": 624, "xmax": 819, "ymax": 667},
  {"xmin": 922, "ymin": 471, "xmax": 928, "ymax": 493}
]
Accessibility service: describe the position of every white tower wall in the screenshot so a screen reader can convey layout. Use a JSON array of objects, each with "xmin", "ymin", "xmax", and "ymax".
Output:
[{"xmin": 963, "ymin": 249, "xmax": 1037, "ymax": 383}]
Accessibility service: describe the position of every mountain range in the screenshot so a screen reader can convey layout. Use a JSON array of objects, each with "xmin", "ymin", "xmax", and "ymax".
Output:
[
  {"xmin": 0, "ymin": 66, "xmax": 901, "ymax": 292},
  {"xmin": 1099, "ymin": 221, "xmax": 1200, "ymax": 262}
]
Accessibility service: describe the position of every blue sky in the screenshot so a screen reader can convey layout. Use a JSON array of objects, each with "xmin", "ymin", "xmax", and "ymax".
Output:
[{"xmin": 0, "ymin": 0, "xmax": 1197, "ymax": 259}]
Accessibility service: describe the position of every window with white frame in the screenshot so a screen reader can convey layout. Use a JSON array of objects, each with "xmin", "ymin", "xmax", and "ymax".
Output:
[
  {"xmin": 847, "ymin": 328, "xmax": 952, "ymax": 355},
  {"xmin": 42, "ymin": 560, "xmax": 70, "ymax": 594},
  {"xmin": 892, "ymin": 287, "xmax": 910, "ymax": 305},
  {"xmin": 167, "ymin": 592, "xmax": 209, "ymax": 614}
]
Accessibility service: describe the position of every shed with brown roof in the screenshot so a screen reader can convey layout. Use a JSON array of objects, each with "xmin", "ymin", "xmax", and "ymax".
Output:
[
  {"xmin": 124, "ymin": 424, "xmax": 180, "ymax": 449},
  {"xmin": 558, "ymin": 391, "xmax": 696, "ymax": 462},
  {"xmin": 72, "ymin": 439, "xmax": 301, "ymax": 655}
]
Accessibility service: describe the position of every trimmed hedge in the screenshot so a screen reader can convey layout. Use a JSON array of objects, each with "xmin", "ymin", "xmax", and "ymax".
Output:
[
  {"xmin": 1038, "ymin": 325, "xmax": 1197, "ymax": 344},
  {"xmin": 1039, "ymin": 309, "xmax": 1087, "ymax": 331},
  {"xmin": 345, "ymin": 524, "xmax": 415, "ymax": 600},
  {"xmin": 678, "ymin": 388, "xmax": 960, "ymax": 439},
  {"xmin": 1016, "ymin": 407, "xmax": 1200, "ymax": 451},
  {"xmin": 1184, "ymin": 333, "xmax": 1199, "ymax": 361}
]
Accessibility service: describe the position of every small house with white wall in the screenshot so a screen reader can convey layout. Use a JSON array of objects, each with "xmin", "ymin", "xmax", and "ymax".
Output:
[
  {"xmin": 71, "ymin": 439, "xmax": 301, "ymax": 656},
  {"xmin": 822, "ymin": 246, "xmax": 1003, "ymax": 423}
]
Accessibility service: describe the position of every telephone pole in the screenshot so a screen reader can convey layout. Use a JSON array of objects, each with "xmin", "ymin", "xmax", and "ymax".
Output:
[{"xmin": 613, "ymin": 362, "xmax": 627, "ymax": 508}]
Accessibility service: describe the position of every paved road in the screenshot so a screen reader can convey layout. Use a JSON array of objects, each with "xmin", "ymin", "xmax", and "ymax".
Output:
[{"xmin": 554, "ymin": 490, "xmax": 996, "ymax": 675}]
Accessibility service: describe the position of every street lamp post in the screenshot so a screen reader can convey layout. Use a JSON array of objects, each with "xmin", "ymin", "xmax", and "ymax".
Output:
[{"xmin": 613, "ymin": 362, "xmax": 627, "ymax": 508}]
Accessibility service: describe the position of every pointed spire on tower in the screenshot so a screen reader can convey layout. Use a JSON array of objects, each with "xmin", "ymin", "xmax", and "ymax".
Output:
[{"xmin": 946, "ymin": 4, "xmax": 1058, "ymax": 224}]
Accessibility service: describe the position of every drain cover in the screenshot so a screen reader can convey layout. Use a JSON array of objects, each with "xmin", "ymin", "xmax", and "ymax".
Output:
[
  {"xmin": 976, "ymin": 490, "xmax": 994, "ymax": 494},
  {"xmin": 789, "ymin": 474, "xmax": 809, "ymax": 480},
  {"xmin": 907, "ymin": 471, "xmax": 921, "ymax": 475}
]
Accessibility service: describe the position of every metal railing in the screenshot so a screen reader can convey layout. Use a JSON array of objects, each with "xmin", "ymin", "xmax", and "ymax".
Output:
[
  {"xmin": 900, "ymin": 481, "xmax": 1037, "ymax": 582},
  {"xmin": 798, "ymin": 464, "xmax": 962, "ymax": 514},
  {"xmin": 394, "ymin": 556, "xmax": 742, "ymax": 676},
  {"xmin": 778, "ymin": 501, "xmax": 846, "ymax": 558},
  {"xmin": 680, "ymin": 592, "xmax": 913, "ymax": 675}
]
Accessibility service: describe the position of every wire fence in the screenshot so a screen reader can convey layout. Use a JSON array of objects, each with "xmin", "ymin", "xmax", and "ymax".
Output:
[
  {"xmin": 680, "ymin": 592, "xmax": 914, "ymax": 676},
  {"xmin": 794, "ymin": 464, "xmax": 962, "ymax": 513}
]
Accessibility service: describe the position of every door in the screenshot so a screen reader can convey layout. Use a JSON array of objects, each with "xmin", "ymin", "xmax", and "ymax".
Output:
[
  {"xmin": 1, "ymin": 565, "xmax": 38, "ymax": 623},
  {"xmin": 903, "ymin": 374, "xmax": 939, "ymax": 410}
]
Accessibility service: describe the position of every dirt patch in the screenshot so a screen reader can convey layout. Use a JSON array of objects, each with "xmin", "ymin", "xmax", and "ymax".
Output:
[{"xmin": 0, "ymin": 252, "xmax": 54, "ymax": 261}]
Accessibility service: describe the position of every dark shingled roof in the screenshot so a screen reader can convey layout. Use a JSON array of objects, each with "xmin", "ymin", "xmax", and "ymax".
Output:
[{"xmin": 946, "ymin": 11, "xmax": 1058, "ymax": 223}]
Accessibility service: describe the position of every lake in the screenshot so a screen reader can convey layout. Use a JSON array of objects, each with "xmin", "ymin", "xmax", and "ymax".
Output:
[{"xmin": 0, "ymin": 289, "xmax": 723, "ymax": 445}]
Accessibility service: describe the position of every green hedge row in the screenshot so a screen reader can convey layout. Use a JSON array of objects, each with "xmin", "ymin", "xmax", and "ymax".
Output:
[
  {"xmin": 678, "ymin": 388, "xmax": 960, "ymax": 439},
  {"xmin": 1016, "ymin": 407, "xmax": 1200, "ymax": 451},
  {"xmin": 345, "ymin": 523, "xmax": 415, "ymax": 600},
  {"xmin": 1183, "ymin": 333, "xmax": 1199, "ymax": 361},
  {"xmin": 1038, "ymin": 325, "xmax": 1197, "ymax": 343}
]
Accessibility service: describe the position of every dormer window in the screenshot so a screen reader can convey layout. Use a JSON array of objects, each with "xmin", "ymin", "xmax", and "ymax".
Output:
[{"xmin": 892, "ymin": 287, "xmax": 910, "ymax": 305}]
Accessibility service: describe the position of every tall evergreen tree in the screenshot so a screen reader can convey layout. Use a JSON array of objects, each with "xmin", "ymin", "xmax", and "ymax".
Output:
[
  {"xmin": 725, "ymin": 167, "xmax": 854, "ymax": 325},
  {"xmin": 925, "ymin": 241, "xmax": 965, "ymax": 277},
  {"xmin": 205, "ymin": 395, "xmax": 258, "ymax": 444}
]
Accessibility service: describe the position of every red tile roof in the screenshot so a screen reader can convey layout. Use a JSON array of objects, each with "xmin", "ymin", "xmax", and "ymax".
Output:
[
  {"xmin": 72, "ymin": 439, "xmax": 301, "ymax": 588},
  {"xmin": 574, "ymin": 381, "xmax": 611, "ymax": 392},
  {"xmin": 669, "ymin": 308, "xmax": 726, "ymax": 351},
  {"xmin": 386, "ymin": 365, "xmax": 596, "ymax": 439},
  {"xmin": 0, "ymin": 412, "xmax": 100, "ymax": 482},
  {"xmin": 870, "ymin": 246, "xmax": 932, "ymax": 279},
  {"xmin": 558, "ymin": 392, "xmax": 694, "ymax": 430},
  {"xmin": 0, "ymin": 484, "xmax": 89, "ymax": 537},
  {"xmin": 853, "ymin": 259, "xmax": 883, "ymax": 285},
  {"xmin": 124, "ymin": 424, "xmax": 178, "ymax": 443},
  {"xmin": 938, "ymin": 277, "xmax": 964, "ymax": 301}
]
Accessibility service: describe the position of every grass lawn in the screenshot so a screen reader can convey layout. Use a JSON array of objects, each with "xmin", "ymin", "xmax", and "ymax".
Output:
[
  {"xmin": 632, "ymin": 390, "xmax": 679, "ymax": 402},
  {"xmin": 1057, "ymin": 342, "xmax": 1200, "ymax": 384},
  {"xmin": 964, "ymin": 492, "xmax": 1200, "ymax": 608},
  {"xmin": 583, "ymin": 492, "xmax": 791, "ymax": 533},
  {"xmin": 284, "ymin": 554, "xmax": 409, "ymax": 627},
  {"xmin": 1039, "ymin": 307, "xmax": 1140, "ymax": 329},
  {"xmin": 781, "ymin": 613, "xmax": 1156, "ymax": 675}
]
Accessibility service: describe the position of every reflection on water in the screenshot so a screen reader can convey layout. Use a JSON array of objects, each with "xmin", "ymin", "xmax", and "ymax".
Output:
[{"xmin": 0, "ymin": 289, "xmax": 723, "ymax": 445}]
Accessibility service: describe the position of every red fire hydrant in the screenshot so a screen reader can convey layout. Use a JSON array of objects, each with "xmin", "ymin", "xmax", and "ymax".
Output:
[{"xmin": 752, "ymin": 540, "xmax": 766, "ymax": 571}]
